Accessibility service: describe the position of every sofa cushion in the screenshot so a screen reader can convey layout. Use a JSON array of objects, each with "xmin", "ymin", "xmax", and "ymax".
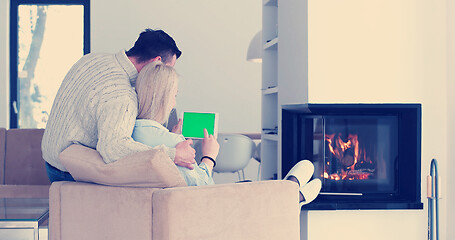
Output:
[
  {"xmin": 59, "ymin": 144, "xmax": 186, "ymax": 188},
  {"xmin": 0, "ymin": 128, "xmax": 6, "ymax": 184},
  {"xmin": 5, "ymin": 128, "xmax": 50, "ymax": 185}
]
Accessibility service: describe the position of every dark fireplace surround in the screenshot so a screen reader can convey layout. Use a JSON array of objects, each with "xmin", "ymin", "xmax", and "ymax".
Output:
[{"xmin": 282, "ymin": 104, "xmax": 423, "ymax": 210}]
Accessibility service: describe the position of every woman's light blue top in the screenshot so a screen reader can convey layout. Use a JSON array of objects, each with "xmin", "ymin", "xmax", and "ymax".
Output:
[
  {"xmin": 132, "ymin": 119, "xmax": 214, "ymax": 186},
  {"xmin": 132, "ymin": 119, "xmax": 185, "ymax": 148}
]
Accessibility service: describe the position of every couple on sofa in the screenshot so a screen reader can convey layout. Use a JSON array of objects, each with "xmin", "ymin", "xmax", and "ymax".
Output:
[{"xmin": 41, "ymin": 28, "xmax": 321, "ymax": 208}]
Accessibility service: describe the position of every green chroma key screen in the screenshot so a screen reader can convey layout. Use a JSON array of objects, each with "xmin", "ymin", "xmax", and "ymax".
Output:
[{"xmin": 182, "ymin": 112, "xmax": 216, "ymax": 138}]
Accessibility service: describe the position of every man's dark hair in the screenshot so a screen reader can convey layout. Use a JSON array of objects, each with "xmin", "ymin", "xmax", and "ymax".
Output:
[{"xmin": 126, "ymin": 29, "xmax": 182, "ymax": 64}]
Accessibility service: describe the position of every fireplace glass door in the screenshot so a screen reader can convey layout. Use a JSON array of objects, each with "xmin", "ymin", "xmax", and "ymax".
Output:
[{"xmin": 310, "ymin": 115, "xmax": 398, "ymax": 194}]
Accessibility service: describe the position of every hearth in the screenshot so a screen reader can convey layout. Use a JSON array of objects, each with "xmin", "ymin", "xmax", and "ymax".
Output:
[{"xmin": 282, "ymin": 104, "xmax": 423, "ymax": 210}]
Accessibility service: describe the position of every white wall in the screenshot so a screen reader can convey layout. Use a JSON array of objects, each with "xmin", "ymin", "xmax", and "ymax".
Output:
[
  {"xmin": 90, "ymin": 0, "xmax": 262, "ymax": 184},
  {"xmin": 446, "ymin": 0, "xmax": 455, "ymax": 239},
  {"xmin": 91, "ymin": 0, "xmax": 262, "ymax": 133},
  {"xmin": 306, "ymin": 0, "xmax": 448, "ymax": 239},
  {"xmin": 0, "ymin": 0, "xmax": 9, "ymax": 128},
  {"xmin": 0, "ymin": 0, "xmax": 262, "ymax": 133}
]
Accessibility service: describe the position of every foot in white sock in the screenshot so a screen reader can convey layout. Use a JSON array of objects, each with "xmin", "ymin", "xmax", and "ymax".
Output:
[
  {"xmin": 284, "ymin": 160, "xmax": 314, "ymax": 186},
  {"xmin": 299, "ymin": 178, "xmax": 322, "ymax": 206}
]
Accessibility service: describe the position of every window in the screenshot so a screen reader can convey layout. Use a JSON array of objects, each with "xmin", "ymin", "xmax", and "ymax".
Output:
[{"xmin": 10, "ymin": 0, "xmax": 90, "ymax": 128}]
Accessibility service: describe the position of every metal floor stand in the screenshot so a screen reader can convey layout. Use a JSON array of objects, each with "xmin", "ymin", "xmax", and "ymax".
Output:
[{"xmin": 427, "ymin": 158, "xmax": 439, "ymax": 240}]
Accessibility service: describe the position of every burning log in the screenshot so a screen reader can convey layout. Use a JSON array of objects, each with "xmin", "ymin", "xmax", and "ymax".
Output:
[{"xmin": 341, "ymin": 148, "xmax": 355, "ymax": 167}]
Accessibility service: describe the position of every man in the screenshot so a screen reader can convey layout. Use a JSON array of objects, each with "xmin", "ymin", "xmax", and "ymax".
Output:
[{"xmin": 42, "ymin": 29, "xmax": 196, "ymax": 182}]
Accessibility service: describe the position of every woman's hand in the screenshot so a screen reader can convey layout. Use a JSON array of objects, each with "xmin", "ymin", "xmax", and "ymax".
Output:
[
  {"xmin": 171, "ymin": 118, "xmax": 183, "ymax": 134},
  {"xmin": 201, "ymin": 128, "xmax": 219, "ymax": 159}
]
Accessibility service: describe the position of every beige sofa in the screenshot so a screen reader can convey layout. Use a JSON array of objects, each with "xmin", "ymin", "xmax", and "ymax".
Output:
[
  {"xmin": 0, "ymin": 128, "xmax": 301, "ymax": 239},
  {"xmin": 50, "ymin": 144, "xmax": 301, "ymax": 240},
  {"xmin": 50, "ymin": 179, "xmax": 299, "ymax": 240},
  {"xmin": 0, "ymin": 128, "xmax": 50, "ymax": 198}
]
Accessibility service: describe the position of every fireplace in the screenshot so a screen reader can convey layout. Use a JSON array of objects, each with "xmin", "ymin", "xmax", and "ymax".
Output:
[{"xmin": 282, "ymin": 104, "xmax": 423, "ymax": 210}]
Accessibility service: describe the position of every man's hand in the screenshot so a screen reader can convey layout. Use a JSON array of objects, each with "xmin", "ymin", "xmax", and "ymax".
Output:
[
  {"xmin": 171, "ymin": 118, "xmax": 183, "ymax": 134},
  {"xmin": 174, "ymin": 139, "xmax": 196, "ymax": 169}
]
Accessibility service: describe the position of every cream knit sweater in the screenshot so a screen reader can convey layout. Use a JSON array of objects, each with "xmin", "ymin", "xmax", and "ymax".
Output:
[{"xmin": 42, "ymin": 51, "xmax": 175, "ymax": 171}]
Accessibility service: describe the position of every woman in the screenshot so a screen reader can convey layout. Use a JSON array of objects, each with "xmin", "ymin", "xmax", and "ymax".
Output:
[{"xmin": 132, "ymin": 61, "xmax": 321, "ymax": 205}]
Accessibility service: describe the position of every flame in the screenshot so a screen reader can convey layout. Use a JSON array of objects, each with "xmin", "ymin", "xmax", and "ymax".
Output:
[
  {"xmin": 325, "ymin": 133, "xmax": 360, "ymax": 169},
  {"xmin": 323, "ymin": 133, "xmax": 373, "ymax": 181}
]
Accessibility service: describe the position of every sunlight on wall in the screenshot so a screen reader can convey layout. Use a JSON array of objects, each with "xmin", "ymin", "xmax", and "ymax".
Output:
[
  {"xmin": 306, "ymin": 1, "xmax": 447, "ymax": 240},
  {"xmin": 446, "ymin": 1, "xmax": 455, "ymax": 239}
]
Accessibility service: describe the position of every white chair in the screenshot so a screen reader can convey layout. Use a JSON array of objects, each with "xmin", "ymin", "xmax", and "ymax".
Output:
[
  {"xmin": 215, "ymin": 134, "xmax": 256, "ymax": 181},
  {"xmin": 253, "ymin": 141, "xmax": 261, "ymax": 181},
  {"xmin": 195, "ymin": 134, "xmax": 256, "ymax": 181}
]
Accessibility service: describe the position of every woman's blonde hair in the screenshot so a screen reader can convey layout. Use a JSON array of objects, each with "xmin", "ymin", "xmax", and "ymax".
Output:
[{"xmin": 135, "ymin": 61, "xmax": 178, "ymax": 123}]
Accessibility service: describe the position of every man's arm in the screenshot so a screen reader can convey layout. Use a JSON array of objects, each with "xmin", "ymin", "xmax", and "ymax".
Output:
[
  {"xmin": 95, "ymin": 97, "xmax": 151, "ymax": 163},
  {"xmin": 132, "ymin": 123, "xmax": 196, "ymax": 169},
  {"xmin": 174, "ymin": 140, "xmax": 196, "ymax": 169}
]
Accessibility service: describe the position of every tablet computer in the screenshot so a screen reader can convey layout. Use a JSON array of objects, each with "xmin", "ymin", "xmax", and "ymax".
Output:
[{"xmin": 181, "ymin": 111, "xmax": 219, "ymax": 139}]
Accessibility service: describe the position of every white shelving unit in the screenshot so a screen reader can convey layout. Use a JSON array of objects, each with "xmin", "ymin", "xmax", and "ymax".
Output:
[
  {"xmin": 261, "ymin": 0, "xmax": 308, "ymax": 180},
  {"xmin": 263, "ymin": 0, "xmax": 277, "ymax": 7},
  {"xmin": 263, "ymin": 133, "xmax": 279, "ymax": 141},
  {"xmin": 262, "ymin": 86, "xmax": 278, "ymax": 95},
  {"xmin": 264, "ymin": 37, "xmax": 278, "ymax": 50},
  {"xmin": 261, "ymin": 0, "xmax": 279, "ymax": 180}
]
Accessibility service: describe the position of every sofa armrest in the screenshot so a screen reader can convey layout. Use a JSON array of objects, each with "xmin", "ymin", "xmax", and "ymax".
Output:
[
  {"xmin": 152, "ymin": 180, "xmax": 300, "ymax": 240},
  {"xmin": 49, "ymin": 181, "xmax": 163, "ymax": 240}
]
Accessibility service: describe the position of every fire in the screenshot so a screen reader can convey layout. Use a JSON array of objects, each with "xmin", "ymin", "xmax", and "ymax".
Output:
[
  {"xmin": 323, "ymin": 133, "xmax": 374, "ymax": 180},
  {"xmin": 323, "ymin": 172, "xmax": 328, "ymax": 178},
  {"xmin": 325, "ymin": 133, "xmax": 359, "ymax": 169}
]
